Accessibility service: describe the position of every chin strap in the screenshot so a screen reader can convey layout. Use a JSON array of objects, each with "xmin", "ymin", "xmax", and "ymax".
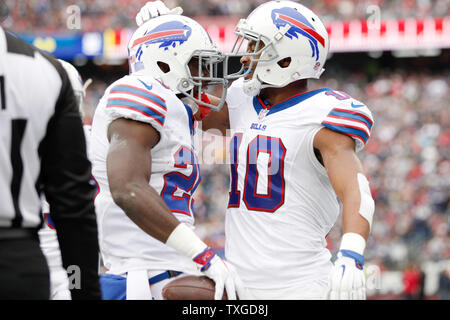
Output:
[
  {"xmin": 180, "ymin": 93, "xmax": 213, "ymax": 120},
  {"xmin": 242, "ymin": 77, "xmax": 263, "ymax": 97},
  {"xmin": 82, "ymin": 78, "xmax": 93, "ymax": 93},
  {"xmin": 196, "ymin": 93, "xmax": 212, "ymax": 120}
]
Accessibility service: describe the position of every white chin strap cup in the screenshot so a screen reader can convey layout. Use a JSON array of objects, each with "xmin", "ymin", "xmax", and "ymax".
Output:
[{"xmin": 242, "ymin": 77, "xmax": 263, "ymax": 97}]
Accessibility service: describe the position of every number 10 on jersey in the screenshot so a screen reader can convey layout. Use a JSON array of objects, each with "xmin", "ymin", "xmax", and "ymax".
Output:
[{"xmin": 228, "ymin": 134, "xmax": 286, "ymax": 213}]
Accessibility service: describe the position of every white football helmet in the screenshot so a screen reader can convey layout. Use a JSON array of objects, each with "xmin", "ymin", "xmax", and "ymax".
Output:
[
  {"xmin": 128, "ymin": 15, "xmax": 227, "ymax": 111},
  {"xmin": 226, "ymin": 0, "xmax": 329, "ymax": 95},
  {"xmin": 58, "ymin": 59, "xmax": 91, "ymax": 117}
]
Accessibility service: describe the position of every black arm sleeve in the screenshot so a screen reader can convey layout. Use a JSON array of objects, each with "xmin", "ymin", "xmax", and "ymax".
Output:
[{"xmin": 38, "ymin": 53, "xmax": 101, "ymax": 300}]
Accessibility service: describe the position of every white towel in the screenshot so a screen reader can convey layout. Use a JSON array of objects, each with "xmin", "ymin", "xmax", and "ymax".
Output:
[{"xmin": 126, "ymin": 269, "xmax": 152, "ymax": 300}]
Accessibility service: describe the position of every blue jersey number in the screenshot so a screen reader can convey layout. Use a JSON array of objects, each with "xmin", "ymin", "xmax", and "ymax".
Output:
[
  {"xmin": 228, "ymin": 134, "xmax": 286, "ymax": 213},
  {"xmin": 161, "ymin": 146, "xmax": 201, "ymax": 216},
  {"xmin": 228, "ymin": 133, "xmax": 243, "ymax": 208}
]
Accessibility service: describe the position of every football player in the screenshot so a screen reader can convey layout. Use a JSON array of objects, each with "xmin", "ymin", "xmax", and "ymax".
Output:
[
  {"xmin": 38, "ymin": 59, "xmax": 91, "ymax": 300},
  {"xmin": 90, "ymin": 14, "xmax": 244, "ymax": 300},
  {"xmin": 136, "ymin": 0, "xmax": 375, "ymax": 300}
]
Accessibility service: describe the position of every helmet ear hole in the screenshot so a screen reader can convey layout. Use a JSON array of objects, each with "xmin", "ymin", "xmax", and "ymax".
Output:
[
  {"xmin": 157, "ymin": 61, "xmax": 170, "ymax": 73},
  {"xmin": 277, "ymin": 57, "xmax": 291, "ymax": 68}
]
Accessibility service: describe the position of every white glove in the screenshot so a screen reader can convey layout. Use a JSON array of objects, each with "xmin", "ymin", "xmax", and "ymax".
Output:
[
  {"xmin": 193, "ymin": 247, "xmax": 247, "ymax": 300},
  {"xmin": 165, "ymin": 224, "xmax": 247, "ymax": 300},
  {"xmin": 328, "ymin": 233, "xmax": 367, "ymax": 300},
  {"xmin": 328, "ymin": 251, "xmax": 366, "ymax": 299},
  {"xmin": 136, "ymin": 1, "xmax": 184, "ymax": 26}
]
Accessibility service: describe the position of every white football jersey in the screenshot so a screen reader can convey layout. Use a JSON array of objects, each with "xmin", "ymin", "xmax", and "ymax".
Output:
[
  {"xmin": 225, "ymin": 78, "xmax": 374, "ymax": 289},
  {"xmin": 38, "ymin": 124, "xmax": 92, "ymax": 300},
  {"xmin": 0, "ymin": 28, "xmax": 88, "ymax": 228},
  {"xmin": 90, "ymin": 74, "xmax": 200, "ymax": 275}
]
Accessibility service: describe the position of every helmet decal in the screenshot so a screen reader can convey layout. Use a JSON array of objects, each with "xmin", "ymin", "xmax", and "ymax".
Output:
[
  {"xmin": 271, "ymin": 7, "xmax": 325, "ymax": 61},
  {"xmin": 129, "ymin": 46, "xmax": 144, "ymax": 72},
  {"xmin": 127, "ymin": 16, "xmax": 228, "ymax": 110},
  {"xmin": 132, "ymin": 21, "xmax": 192, "ymax": 50}
]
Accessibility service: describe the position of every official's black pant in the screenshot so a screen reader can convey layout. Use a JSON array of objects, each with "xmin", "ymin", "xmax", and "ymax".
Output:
[{"xmin": 0, "ymin": 230, "xmax": 50, "ymax": 300}]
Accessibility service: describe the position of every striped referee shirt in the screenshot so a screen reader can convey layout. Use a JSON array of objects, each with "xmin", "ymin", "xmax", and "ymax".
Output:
[{"xmin": 0, "ymin": 27, "xmax": 100, "ymax": 299}]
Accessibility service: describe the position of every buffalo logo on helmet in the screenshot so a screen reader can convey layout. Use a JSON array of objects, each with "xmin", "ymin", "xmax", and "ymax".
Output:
[
  {"xmin": 271, "ymin": 7, "xmax": 325, "ymax": 61},
  {"xmin": 132, "ymin": 21, "xmax": 192, "ymax": 50}
]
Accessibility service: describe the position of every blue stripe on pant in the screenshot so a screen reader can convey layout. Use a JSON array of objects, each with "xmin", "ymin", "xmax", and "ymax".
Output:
[
  {"xmin": 100, "ymin": 271, "xmax": 183, "ymax": 300},
  {"xmin": 100, "ymin": 274, "xmax": 128, "ymax": 300}
]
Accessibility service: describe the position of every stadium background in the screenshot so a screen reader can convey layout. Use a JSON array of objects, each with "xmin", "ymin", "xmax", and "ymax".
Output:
[{"xmin": 1, "ymin": 0, "xmax": 448, "ymax": 300}]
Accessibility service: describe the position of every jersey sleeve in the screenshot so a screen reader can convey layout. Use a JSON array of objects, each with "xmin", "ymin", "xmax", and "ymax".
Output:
[
  {"xmin": 320, "ymin": 100, "xmax": 374, "ymax": 152},
  {"xmin": 104, "ymin": 78, "xmax": 167, "ymax": 133}
]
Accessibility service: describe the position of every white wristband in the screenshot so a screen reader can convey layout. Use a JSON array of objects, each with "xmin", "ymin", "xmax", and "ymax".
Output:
[
  {"xmin": 339, "ymin": 233, "xmax": 366, "ymax": 255},
  {"xmin": 165, "ymin": 223, "xmax": 208, "ymax": 260}
]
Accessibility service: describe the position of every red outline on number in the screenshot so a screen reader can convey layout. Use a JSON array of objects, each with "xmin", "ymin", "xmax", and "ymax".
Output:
[
  {"xmin": 228, "ymin": 133, "xmax": 243, "ymax": 208},
  {"xmin": 160, "ymin": 146, "xmax": 199, "ymax": 216},
  {"xmin": 242, "ymin": 135, "xmax": 286, "ymax": 213},
  {"xmin": 44, "ymin": 213, "xmax": 55, "ymax": 230},
  {"xmin": 252, "ymin": 148, "xmax": 273, "ymax": 199},
  {"xmin": 92, "ymin": 175, "xmax": 100, "ymax": 201}
]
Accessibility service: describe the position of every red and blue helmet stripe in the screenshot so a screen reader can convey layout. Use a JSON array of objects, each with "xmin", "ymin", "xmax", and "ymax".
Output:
[
  {"xmin": 132, "ymin": 21, "xmax": 192, "ymax": 50},
  {"xmin": 272, "ymin": 7, "xmax": 325, "ymax": 61}
]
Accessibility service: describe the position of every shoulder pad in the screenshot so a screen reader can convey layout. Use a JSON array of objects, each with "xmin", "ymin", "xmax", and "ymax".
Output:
[
  {"xmin": 105, "ymin": 76, "xmax": 167, "ymax": 130},
  {"xmin": 320, "ymin": 90, "xmax": 374, "ymax": 152}
]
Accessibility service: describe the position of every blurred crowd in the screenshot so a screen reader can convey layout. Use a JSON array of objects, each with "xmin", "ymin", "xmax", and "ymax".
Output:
[
  {"xmin": 304, "ymin": 68, "xmax": 450, "ymax": 269},
  {"xmin": 336, "ymin": 69, "xmax": 449, "ymax": 272},
  {"xmin": 1, "ymin": 0, "xmax": 449, "ymax": 33}
]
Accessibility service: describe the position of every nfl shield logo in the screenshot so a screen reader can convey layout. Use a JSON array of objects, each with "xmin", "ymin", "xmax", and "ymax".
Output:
[{"xmin": 258, "ymin": 109, "xmax": 269, "ymax": 120}]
